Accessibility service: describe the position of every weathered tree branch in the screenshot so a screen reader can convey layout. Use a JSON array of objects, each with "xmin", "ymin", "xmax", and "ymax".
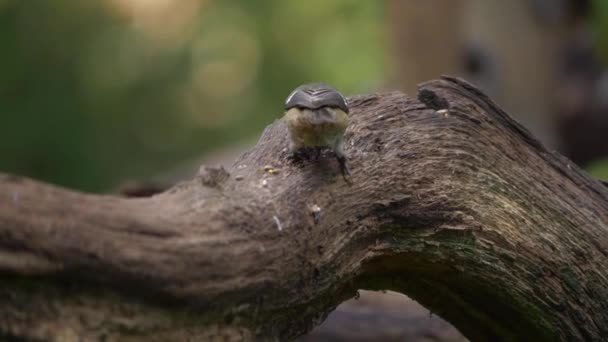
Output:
[{"xmin": 1, "ymin": 77, "xmax": 607, "ymax": 341}]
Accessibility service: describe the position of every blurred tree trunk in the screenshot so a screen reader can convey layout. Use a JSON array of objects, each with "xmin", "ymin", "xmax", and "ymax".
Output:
[
  {"xmin": 387, "ymin": 0, "xmax": 567, "ymax": 147},
  {"xmin": 463, "ymin": 0, "xmax": 565, "ymax": 147},
  {"xmin": 386, "ymin": 0, "xmax": 466, "ymax": 95}
]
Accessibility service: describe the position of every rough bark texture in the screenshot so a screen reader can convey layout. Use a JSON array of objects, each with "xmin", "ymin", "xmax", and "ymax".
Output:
[{"xmin": 1, "ymin": 77, "xmax": 607, "ymax": 341}]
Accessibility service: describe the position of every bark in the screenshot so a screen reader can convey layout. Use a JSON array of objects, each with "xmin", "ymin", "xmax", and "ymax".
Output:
[{"xmin": 1, "ymin": 76, "xmax": 607, "ymax": 341}]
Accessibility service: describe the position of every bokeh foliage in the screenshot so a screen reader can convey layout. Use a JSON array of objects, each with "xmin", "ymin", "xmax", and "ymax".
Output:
[
  {"xmin": 0, "ymin": 0, "xmax": 385, "ymax": 191},
  {"xmin": 590, "ymin": 0, "xmax": 608, "ymax": 180},
  {"xmin": 593, "ymin": 0, "xmax": 608, "ymax": 64}
]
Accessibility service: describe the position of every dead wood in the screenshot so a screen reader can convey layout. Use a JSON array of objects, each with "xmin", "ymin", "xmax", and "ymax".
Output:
[{"xmin": 1, "ymin": 76, "xmax": 607, "ymax": 341}]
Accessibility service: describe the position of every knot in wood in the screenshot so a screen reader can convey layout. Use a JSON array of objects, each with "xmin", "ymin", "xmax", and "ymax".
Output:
[{"xmin": 198, "ymin": 165, "xmax": 230, "ymax": 188}]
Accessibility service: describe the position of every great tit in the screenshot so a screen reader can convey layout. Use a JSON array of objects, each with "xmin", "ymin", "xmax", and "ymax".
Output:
[{"xmin": 284, "ymin": 82, "xmax": 350, "ymax": 178}]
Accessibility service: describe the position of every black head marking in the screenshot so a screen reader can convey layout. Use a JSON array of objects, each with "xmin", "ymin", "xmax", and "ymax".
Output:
[{"xmin": 284, "ymin": 82, "xmax": 349, "ymax": 113}]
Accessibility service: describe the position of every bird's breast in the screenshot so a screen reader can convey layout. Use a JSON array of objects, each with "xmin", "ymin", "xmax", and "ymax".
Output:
[{"xmin": 285, "ymin": 107, "xmax": 348, "ymax": 148}]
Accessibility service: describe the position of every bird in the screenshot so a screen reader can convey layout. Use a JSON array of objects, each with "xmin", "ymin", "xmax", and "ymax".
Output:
[{"xmin": 283, "ymin": 82, "xmax": 350, "ymax": 179}]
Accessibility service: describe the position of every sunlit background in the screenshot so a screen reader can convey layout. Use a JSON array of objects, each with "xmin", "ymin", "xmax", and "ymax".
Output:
[
  {"xmin": 0, "ymin": 0, "xmax": 384, "ymax": 191},
  {"xmin": 2, "ymin": 0, "xmax": 608, "ymax": 192},
  {"xmin": 2, "ymin": 1, "xmax": 608, "ymax": 340}
]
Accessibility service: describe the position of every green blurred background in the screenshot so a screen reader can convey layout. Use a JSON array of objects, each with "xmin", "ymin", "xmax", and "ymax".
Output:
[
  {"xmin": 1, "ymin": 0, "xmax": 607, "ymax": 192},
  {"xmin": 0, "ymin": 0, "xmax": 384, "ymax": 192}
]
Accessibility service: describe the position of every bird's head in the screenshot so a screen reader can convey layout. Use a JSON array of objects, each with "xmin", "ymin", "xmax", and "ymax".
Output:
[{"xmin": 284, "ymin": 82, "xmax": 349, "ymax": 114}]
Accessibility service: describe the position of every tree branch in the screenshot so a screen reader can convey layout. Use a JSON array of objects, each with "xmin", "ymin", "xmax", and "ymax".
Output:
[{"xmin": 1, "ymin": 76, "xmax": 607, "ymax": 341}]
